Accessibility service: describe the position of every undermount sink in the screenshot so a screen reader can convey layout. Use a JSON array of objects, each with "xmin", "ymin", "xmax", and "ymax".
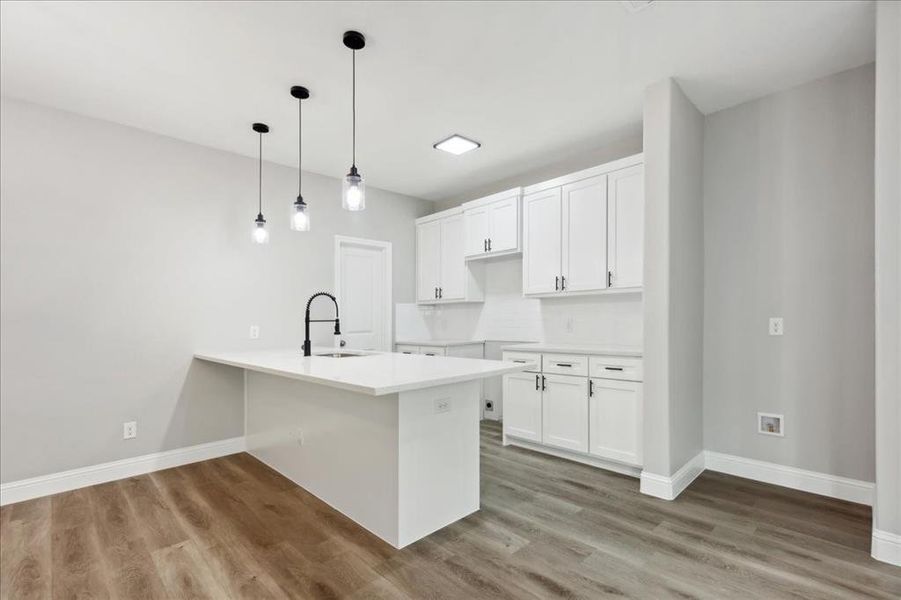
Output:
[{"xmin": 314, "ymin": 352, "xmax": 365, "ymax": 358}]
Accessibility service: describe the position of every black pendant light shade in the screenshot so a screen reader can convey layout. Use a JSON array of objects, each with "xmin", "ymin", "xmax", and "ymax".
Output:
[
  {"xmin": 342, "ymin": 30, "xmax": 366, "ymax": 211},
  {"xmin": 290, "ymin": 86, "xmax": 311, "ymax": 232},
  {"xmin": 252, "ymin": 122, "xmax": 270, "ymax": 244}
]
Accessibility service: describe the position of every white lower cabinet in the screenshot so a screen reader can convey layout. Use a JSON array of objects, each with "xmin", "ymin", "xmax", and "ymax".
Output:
[
  {"xmin": 502, "ymin": 371, "xmax": 542, "ymax": 442},
  {"xmin": 589, "ymin": 378, "xmax": 642, "ymax": 466},
  {"xmin": 541, "ymin": 374, "xmax": 589, "ymax": 453},
  {"xmin": 502, "ymin": 349, "xmax": 643, "ymax": 473}
]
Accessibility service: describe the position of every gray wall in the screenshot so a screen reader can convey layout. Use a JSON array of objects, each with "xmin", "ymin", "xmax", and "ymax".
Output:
[
  {"xmin": 642, "ymin": 79, "xmax": 705, "ymax": 477},
  {"xmin": 0, "ymin": 98, "xmax": 430, "ymax": 483},
  {"xmin": 873, "ymin": 0, "xmax": 901, "ymax": 545},
  {"xmin": 702, "ymin": 65, "xmax": 876, "ymax": 481}
]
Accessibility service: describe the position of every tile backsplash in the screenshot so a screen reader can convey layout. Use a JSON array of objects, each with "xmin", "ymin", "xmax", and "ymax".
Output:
[{"xmin": 396, "ymin": 256, "xmax": 642, "ymax": 346}]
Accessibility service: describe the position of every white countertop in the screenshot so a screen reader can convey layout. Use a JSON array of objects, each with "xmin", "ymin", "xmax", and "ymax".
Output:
[
  {"xmin": 194, "ymin": 348, "xmax": 528, "ymax": 396},
  {"xmin": 501, "ymin": 342, "xmax": 643, "ymax": 357},
  {"xmin": 395, "ymin": 339, "xmax": 486, "ymax": 347}
]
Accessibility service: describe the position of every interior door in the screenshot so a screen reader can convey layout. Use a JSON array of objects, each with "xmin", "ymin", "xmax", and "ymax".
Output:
[
  {"xmin": 488, "ymin": 196, "xmax": 519, "ymax": 253},
  {"xmin": 589, "ymin": 378, "xmax": 642, "ymax": 465},
  {"xmin": 607, "ymin": 164, "xmax": 644, "ymax": 289},
  {"xmin": 464, "ymin": 206, "xmax": 490, "ymax": 257},
  {"xmin": 336, "ymin": 238, "xmax": 390, "ymax": 351},
  {"xmin": 561, "ymin": 174, "xmax": 608, "ymax": 292},
  {"xmin": 416, "ymin": 220, "xmax": 441, "ymax": 301},
  {"xmin": 502, "ymin": 372, "xmax": 542, "ymax": 442},
  {"xmin": 541, "ymin": 374, "xmax": 589, "ymax": 452},
  {"xmin": 439, "ymin": 214, "xmax": 465, "ymax": 299},
  {"xmin": 522, "ymin": 188, "xmax": 562, "ymax": 294}
]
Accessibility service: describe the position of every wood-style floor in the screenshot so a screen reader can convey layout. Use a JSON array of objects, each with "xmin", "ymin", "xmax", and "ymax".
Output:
[{"xmin": 2, "ymin": 421, "xmax": 899, "ymax": 599}]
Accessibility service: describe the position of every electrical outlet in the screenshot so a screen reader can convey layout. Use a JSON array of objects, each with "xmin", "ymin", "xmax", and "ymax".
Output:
[
  {"xmin": 249, "ymin": 325, "xmax": 260, "ymax": 340},
  {"xmin": 768, "ymin": 317, "xmax": 784, "ymax": 336},
  {"xmin": 123, "ymin": 421, "xmax": 137, "ymax": 440},
  {"xmin": 434, "ymin": 398, "xmax": 451, "ymax": 414},
  {"xmin": 485, "ymin": 400, "xmax": 494, "ymax": 411}
]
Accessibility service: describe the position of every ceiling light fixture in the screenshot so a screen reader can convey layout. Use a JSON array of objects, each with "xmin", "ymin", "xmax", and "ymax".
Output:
[
  {"xmin": 251, "ymin": 122, "xmax": 270, "ymax": 244},
  {"xmin": 290, "ymin": 85, "xmax": 311, "ymax": 232},
  {"xmin": 434, "ymin": 134, "xmax": 481, "ymax": 155},
  {"xmin": 342, "ymin": 30, "xmax": 366, "ymax": 212}
]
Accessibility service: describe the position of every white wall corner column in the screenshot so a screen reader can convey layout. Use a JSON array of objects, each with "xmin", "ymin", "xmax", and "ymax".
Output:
[
  {"xmin": 640, "ymin": 78, "xmax": 705, "ymax": 500},
  {"xmin": 873, "ymin": 0, "xmax": 901, "ymax": 567}
]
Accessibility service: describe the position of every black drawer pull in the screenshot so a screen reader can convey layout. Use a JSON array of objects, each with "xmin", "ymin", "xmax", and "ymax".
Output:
[
  {"xmin": 402, "ymin": 351, "xmax": 413, "ymax": 354},
  {"xmin": 604, "ymin": 366, "xmax": 624, "ymax": 371},
  {"xmin": 425, "ymin": 353, "xmax": 436, "ymax": 356},
  {"xmin": 512, "ymin": 359, "xmax": 527, "ymax": 363},
  {"xmin": 556, "ymin": 363, "xmax": 573, "ymax": 367}
]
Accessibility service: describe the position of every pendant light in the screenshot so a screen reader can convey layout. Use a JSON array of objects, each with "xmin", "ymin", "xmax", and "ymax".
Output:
[
  {"xmin": 251, "ymin": 122, "xmax": 270, "ymax": 244},
  {"xmin": 342, "ymin": 30, "xmax": 366, "ymax": 211},
  {"xmin": 290, "ymin": 86, "xmax": 311, "ymax": 231}
]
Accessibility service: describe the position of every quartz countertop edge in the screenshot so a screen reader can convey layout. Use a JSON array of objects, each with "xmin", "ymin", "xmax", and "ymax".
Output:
[
  {"xmin": 395, "ymin": 339, "xmax": 487, "ymax": 347},
  {"xmin": 500, "ymin": 342, "xmax": 643, "ymax": 357},
  {"xmin": 194, "ymin": 349, "xmax": 528, "ymax": 396}
]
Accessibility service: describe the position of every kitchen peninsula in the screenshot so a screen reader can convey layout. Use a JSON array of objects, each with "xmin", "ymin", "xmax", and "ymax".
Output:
[{"xmin": 194, "ymin": 348, "xmax": 528, "ymax": 548}]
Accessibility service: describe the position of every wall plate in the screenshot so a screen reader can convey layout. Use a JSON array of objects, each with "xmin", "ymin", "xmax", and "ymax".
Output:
[{"xmin": 758, "ymin": 412, "xmax": 784, "ymax": 437}]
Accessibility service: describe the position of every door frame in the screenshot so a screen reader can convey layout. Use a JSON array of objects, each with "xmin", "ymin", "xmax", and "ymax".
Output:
[{"xmin": 334, "ymin": 235, "xmax": 393, "ymax": 351}]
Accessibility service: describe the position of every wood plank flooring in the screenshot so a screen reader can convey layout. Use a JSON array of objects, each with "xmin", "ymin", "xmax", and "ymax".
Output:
[{"xmin": 2, "ymin": 421, "xmax": 899, "ymax": 599}]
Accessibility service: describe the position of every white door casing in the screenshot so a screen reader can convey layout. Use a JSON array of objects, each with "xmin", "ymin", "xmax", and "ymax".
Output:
[{"xmin": 334, "ymin": 236, "xmax": 392, "ymax": 352}]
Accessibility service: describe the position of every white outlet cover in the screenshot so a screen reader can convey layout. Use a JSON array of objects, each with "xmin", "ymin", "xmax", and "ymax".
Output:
[
  {"xmin": 758, "ymin": 412, "xmax": 784, "ymax": 437},
  {"xmin": 123, "ymin": 421, "xmax": 137, "ymax": 440},
  {"xmin": 249, "ymin": 325, "xmax": 260, "ymax": 339},
  {"xmin": 768, "ymin": 317, "xmax": 784, "ymax": 336}
]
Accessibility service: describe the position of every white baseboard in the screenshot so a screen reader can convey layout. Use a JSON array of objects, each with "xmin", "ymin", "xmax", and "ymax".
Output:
[
  {"xmin": 872, "ymin": 529, "xmax": 901, "ymax": 567},
  {"xmin": 640, "ymin": 451, "xmax": 705, "ymax": 501},
  {"xmin": 0, "ymin": 436, "xmax": 246, "ymax": 506},
  {"xmin": 704, "ymin": 451, "xmax": 874, "ymax": 506}
]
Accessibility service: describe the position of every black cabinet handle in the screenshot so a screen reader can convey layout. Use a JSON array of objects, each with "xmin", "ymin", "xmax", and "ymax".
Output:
[
  {"xmin": 561, "ymin": 275, "xmax": 566, "ymax": 290},
  {"xmin": 604, "ymin": 366, "xmax": 624, "ymax": 371},
  {"xmin": 434, "ymin": 287, "xmax": 438, "ymax": 299},
  {"xmin": 488, "ymin": 238, "xmax": 492, "ymax": 251},
  {"xmin": 512, "ymin": 359, "xmax": 527, "ymax": 363},
  {"xmin": 541, "ymin": 375, "xmax": 546, "ymax": 391},
  {"xmin": 439, "ymin": 287, "xmax": 443, "ymax": 298},
  {"xmin": 555, "ymin": 276, "xmax": 559, "ymax": 291},
  {"xmin": 589, "ymin": 380, "xmax": 594, "ymax": 397},
  {"xmin": 556, "ymin": 363, "xmax": 572, "ymax": 367},
  {"xmin": 425, "ymin": 353, "xmax": 436, "ymax": 356},
  {"xmin": 535, "ymin": 374, "xmax": 539, "ymax": 390},
  {"xmin": 402, "ymin": 351, "xmax": 413, "ymax": 354},
  {"xmin": 484, "ymin": 239, "xmax": 487, "ymax": 252},
  {"xmin": 608, "ymin": 271, "xmax": 613, "ymax": 287}
]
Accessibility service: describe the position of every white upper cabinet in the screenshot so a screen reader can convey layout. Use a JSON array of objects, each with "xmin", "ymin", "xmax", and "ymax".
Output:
[
  {"xmin": 415, "ymin": 208, "xmax": 484, "ymax": 304},
  {"xmin": 439, "ymin": 214, "xmax": 465, "ymax": 300},
  {"xmin": 522, "ymin": 188, "xmax": 562, "ymax": 294},
  {"xmin": 607, "ymin": 164, "xmax": 644, "ymax": 289},
  {"xmin": 416, "ymin": 219, "xmax": 441, "ymax": 302},
  {"xmin": 562, "ymin": 174, "xmax": 608, "ymax": 292},
  {"xmin": 521, "ymin": 154, "xmax": 644, "ymax": 297},
  {"xmin": 462, "ymin": 189, "xmax": 522, "ymax": 259}
]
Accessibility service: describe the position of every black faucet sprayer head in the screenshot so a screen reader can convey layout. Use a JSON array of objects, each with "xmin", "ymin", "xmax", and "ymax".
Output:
[{"xmin": 334, "ymin": 319, "xmax": 341, "ymax": 336}]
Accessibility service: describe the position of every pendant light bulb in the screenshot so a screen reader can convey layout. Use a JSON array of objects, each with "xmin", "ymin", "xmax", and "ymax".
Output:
[
  {"xmin": 290, "ymin": 86, "xmax": 311, "ymax": 232},
  {"xmin": 342, "ymin": 31, "xmax": 366, "ymax": 212},
  {"xmin": 251, "ymin": 122, "xmax": 269, "ymax": 244}
]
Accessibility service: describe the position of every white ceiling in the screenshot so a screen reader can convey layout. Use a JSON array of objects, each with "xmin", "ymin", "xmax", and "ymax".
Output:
[{"xmin": 0, "ymin": 1, "xmax": 875, "ymax": 201}]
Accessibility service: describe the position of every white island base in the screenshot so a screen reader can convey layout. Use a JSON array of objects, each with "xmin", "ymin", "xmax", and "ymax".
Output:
[{"xmin": 245, "ymin": 371, "xmax": 480, "ymax": 548}]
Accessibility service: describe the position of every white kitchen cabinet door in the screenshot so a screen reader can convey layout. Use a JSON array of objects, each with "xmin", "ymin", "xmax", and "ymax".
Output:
[
  {"xmin": 522, "ymin": 188, "xmax": 562, "ymax": 295},
  {"xmin": 503, "ymin": 372, "xmax": 542, "ymax": 442},
  {"xmin": 464, "ymin": 206, "xmax": 491, "ymax": 257},
  {"xmin": 488, "ymin": 196, "xmax": 519, "ymax": 253},
  {"xmin": 607, "ymin": 165, "xmax": 644, "ymax": 289},
  {"xmin": 439, "ymin": 214, "xmax": 465, "ymax": 300},
  {"xmin": 416, "ymin": 220, "xmax": 441, "ymax": 302},
  {"xmin": 541, "ymin": 374, "xmax": 589, "ymax": 453},
  {"xmin": 589, "ymin": 378, "xmax": 642, "ymax": 466},
  {"xmin": 561, "ymin": 174, "xmax": 608, "ymax": 292}
]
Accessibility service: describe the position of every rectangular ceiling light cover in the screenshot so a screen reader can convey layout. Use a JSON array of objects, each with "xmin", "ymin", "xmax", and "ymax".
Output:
[{"xmin": 434, "ymin": 134, "xmax": 481, "ymax": 155}]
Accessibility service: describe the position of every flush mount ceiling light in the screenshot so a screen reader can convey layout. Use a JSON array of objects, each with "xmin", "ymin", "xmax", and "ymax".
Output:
[
  {"xmin": 433, "ymin": 134, "xmax": 481, "ymax": 156},
  {"xmin": 342, "ymin": 30, "xmax": 366, "ymax": 212},
  {"xmin": 251, "ymin": 122, "xmax": 270, "ymax": 244},
  {"xmin": 290, "ymin": 85, "xmax": 311, "ymax": 232}
]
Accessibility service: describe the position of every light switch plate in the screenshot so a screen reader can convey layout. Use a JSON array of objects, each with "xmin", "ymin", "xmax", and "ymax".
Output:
[
  {"xmin": 768, "ymin": 317, "xmax": 784, "ymax": 336},
  {"xmin": 123, "ymin": 421, "xmax": 137, "ymax": 440},
  {"xmin": 249, "ymin": 325, "xmax": 260, "ymax": 340}
]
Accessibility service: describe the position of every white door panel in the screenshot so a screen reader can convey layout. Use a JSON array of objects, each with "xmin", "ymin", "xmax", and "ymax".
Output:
[
  {"xmin": 503, "ymin": 372, "xmax": 542, "ymax": 442},
  {"xmin": 522, "ymin": 189, "xmax": 562, "ymax": 294},
  {"xmin": 607, "ymin": 165, "xmax": 644, "ymax": 289},
  {"xmin": 562, "ymin": 175, "xmax": 607, "ymax": 292},
  {"xmin": 589, "ymin": 378, "xmax": 642, "ymax": 465},
  {"xmin": 488, "ymin": 196, "xmax": 519, "ymax": 253},
  {"xmin": 541, "ymin": 374, "xmax": 589, "ymax": 452},
  {"xmin": 336, "ymin": 237, "xmax": 391, "ymax": 352},
  {"xmin": 416, "ymin": 221, "xmax": 441, "ymax": 301},
  {"xmin": 464, "ymin": 207, "xmax": 490, "ymax": 257},
  {"xmin": 439, "ymin": 214, "xmax": 465, "ymax": 299}
]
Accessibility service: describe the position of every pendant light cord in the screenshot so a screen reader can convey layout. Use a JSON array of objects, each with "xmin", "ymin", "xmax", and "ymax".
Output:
[
  {"xmin": 298, "ymin": 99, "xmax": 303, "ymax": 196},
  {"xmin": 352, "ymin": 49, "xmax": 356, "ymax": 168},
  {"xmin": 258, "ymin": 133, "xmax": 263, "ymax": 215}
]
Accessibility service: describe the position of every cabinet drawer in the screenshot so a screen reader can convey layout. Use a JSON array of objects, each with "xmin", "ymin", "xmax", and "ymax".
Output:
[
  {"xmin": 589, "ymin": 356, "xmax": 643, "ymax": 382},
  {"xmin": 502, "ymin": 352, "xmax": 541, "ymax": 372},
  {"xmin": 421, "ymin": 347, "xmax": 446, "ymax": 356},
  {"xmin": 542, "ymin": 353, "xmax": 588, "ymax": 376},
  {"xmin": 395, "ymin": 344, "xmax": 420, "ymax": 355}
]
